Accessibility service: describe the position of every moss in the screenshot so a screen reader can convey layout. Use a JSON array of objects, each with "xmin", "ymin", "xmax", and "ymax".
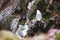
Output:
[{"xmin": 20, "ymin": 20, "xmax": 25, "ymax": 25}]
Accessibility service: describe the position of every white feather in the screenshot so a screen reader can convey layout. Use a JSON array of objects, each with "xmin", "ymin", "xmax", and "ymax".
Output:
[{"xmin": 19, "ymin": 30, "xmax": 27, "ymax": 37}]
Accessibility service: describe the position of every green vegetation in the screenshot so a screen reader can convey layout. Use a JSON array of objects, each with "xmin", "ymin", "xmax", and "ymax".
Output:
[
  {"xmin": 20, "ymin": 20, "xmax": 25, "ymax": 25},
  {"xmin": 55, "ymin": 33, "xmax": 60, "ymax": 40},
  {"xmin": 29, "ymin": 10, "xmax": 36, "ymax": 19},
  {"xmin": 42, "ymin": 17, "xmax": 49, "ymax": 23}
]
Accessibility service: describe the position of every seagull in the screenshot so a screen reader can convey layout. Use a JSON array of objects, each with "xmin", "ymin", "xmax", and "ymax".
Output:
[
  {"xmin": 36, "ymin": 10, "xmax": 42, "ymax": 21},
  {"xmin": 16, "ymin": 24, "xmax": 29, "ymax": 37},
  {"xmin": 19, "ymin": 30, "xmax": 28, "ymax": 37},
  {"xmin": 21, "ymin": 24, "xmax": 29, "ymax": 31}
]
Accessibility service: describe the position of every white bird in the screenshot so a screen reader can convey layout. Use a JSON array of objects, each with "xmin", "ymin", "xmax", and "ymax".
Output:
[
  {"xmin": 20, "ymin": 24, "xmax": 29, "ymax": 37},
  {"xmin": 16, "ymin": 24, "xmax": 29, "ymax": 37},
  {"xmin": 36, "ymin": 10, "xmax": 42, "ymax": 21},
  {"xmin": 19, "ymin": 30, "xmax": 28, "ymax": 37},
  {"xmin": 21, "ymin": 24, "xmax": 29, "ymax": 31}
]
